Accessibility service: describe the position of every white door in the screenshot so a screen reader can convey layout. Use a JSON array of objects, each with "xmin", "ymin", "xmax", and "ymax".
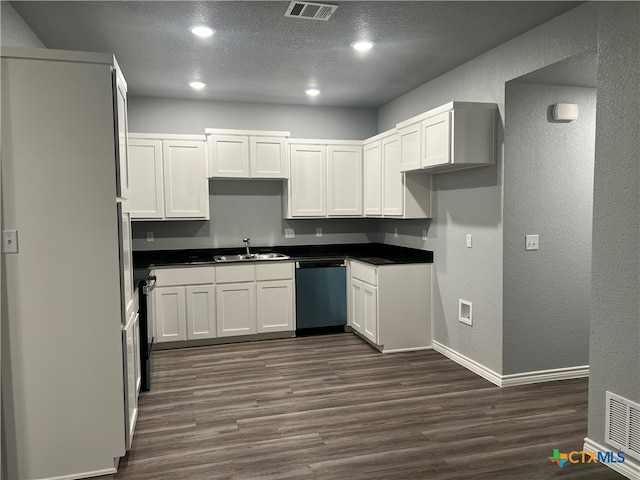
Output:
[
  {"xmin": 350, "ymin": 280, "xmax": 365, "ymax": 334},
  {"xmin": 154, "ymin": 286, "xmax": 187, "ymax": 342},
  {"xmin": 133, "ymin": 312, "xmax": 141, "ymax": 393},
  {"xmin": 289, "ymin": 144, "xmax": 327, "ymax": 217},
  {"xmin": 114, "ymin": 72, "xmax": 130, "ymax": 199},
  {"xmin": 124, "ymin": 313, "xmax": 138, "ymax": 451},
  {"xmin": 216, "ymin": 283, "xmax": 257, "ymax": 337},
  {"xmin": 399, "ymin": 122, "xmax": 421, "ymax": 172},
  {"xmin": 129, "ymin": 139, "xmax": 164, "ymax": 219},
  {"xmin": 381, "ymin": 134, "xmax": 404, "ymax": 216},
  {"xmin": 327, "ymin": 145, "xmax": 362, "ymax": 216},
  {"xmin": 422, "ymin": 111, "xmax": 451, "ymax": 168},
  {"xmin": 163, "ymin": 140, "xmax": 209, "ymax": 218},
  {"xmin": 256, "ymin": 280, "xmax": 294, "ymax": 333},
  {"xmin": 186, "ymin": 285, "xmax": 216, "ymax": 340},
  {"xmin": 208, "ymin": 134, "xmax": 250, "ymax": 178},
  {"xmin": 363, "ymin": 141, "xmax": 382, "ymax": 216},
  {"xmin": 250, "ymin": 136, "xmax": 288, "ymax": 178},
  {"xmin": 362, "ymin": 283, "xmax": 378, "ymax": 344}
]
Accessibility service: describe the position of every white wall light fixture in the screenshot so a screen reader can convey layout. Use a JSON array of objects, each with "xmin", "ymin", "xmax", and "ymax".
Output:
[{"xmin": 552, "ymin": 103, "xmax": 579, "ymax": 122}]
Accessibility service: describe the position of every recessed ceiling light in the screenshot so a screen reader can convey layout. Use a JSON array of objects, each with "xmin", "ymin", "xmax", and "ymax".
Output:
[
  {"xmin": 190, "ymin": 25, "xmax": 215, "ymax": 38},
  {"xmin": 351, "ymin": 40, "xmax": 374, "ymax": 52},
  {"xmin": 305, "ymin": 88, "xmax": 320, "ymax": 97},
  {"xmin": 189, "ymin": 81, "xmax": 206, "ymax": 90}
]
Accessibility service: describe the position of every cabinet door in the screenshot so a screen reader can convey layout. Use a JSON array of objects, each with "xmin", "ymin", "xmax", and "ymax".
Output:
[
  {"xmin": 208, "ymin": 134, "xmax": 250, "ymax": 178},
  {"xmin": 216, "ymin": 282, "xmax": 256, "ymax": 337},
  {"xmin": 363, "ymin": 141, "xmax": 382, "ymax": 216},
  {"xmin": 250, "ymin": 136, "xmax": 288, "ymax": 178},
  {"xmin": 124, "ymin": 312, "xmax": 138, "ymax": 451},
  {"xmin": 129, "ymin": 139, "xmax": 164, "ymax": 219},
  {"xmin": 114, "ymin": 72, "xmax": 130, "ymax": 199},
  {"xmin": 399, "ymin": 122, "xmax": 421, "ymax": 172},
  {"xmin": 163, "ymin": 140, "xmax": 209, "ymax": 219},
  {"xmin": 422, "ymin": 111, "xmax": 451, "ymax": 168},
  {"xmin": 350, "ymin": 280, "xmax": 365, "ymax": 334},
  {"xmin": 257, "ymin": 280, "xmax": 294, "ymax": 333},
  {"xmin": 186, "ymin": 285, "xmax": 216, "ymax": 340},
  {"xmin": 362, "ymin": 283, "xmax": 378, "ymax": 344},
  {"xmin": 327, "ymin": 145, "xmax": 362, "ymax": 216},
  {"xmin": 289, "ymin": 144, "xmax": 327, "ymax": 217},
  {"xmin": 381, "ymin": 134, "xmax": 404, "ymax": 216},
  {"xmin": 153, "ymin": 286, "xmax": 187, "ymax": 342},
  {"xmin": 133, "ymin": 312, "xmax": 141, "ymax": 393}
]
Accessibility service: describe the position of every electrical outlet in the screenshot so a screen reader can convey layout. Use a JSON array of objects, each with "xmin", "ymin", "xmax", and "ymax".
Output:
[
  {"xmin": 466, "ymin": 234, "xmax": 473, "ymax": 248},
  {"xmin": 285, "ymin": 228, "xmax": 295, "ymax": 239},
  {"xmin": 316, "ymin": 227, "xmax": 322, "ymax": 238},
  {"xmin": 2, "ymin": 230, "xmax": 18, "ymax": 253},
  {"xmin": 525, "ymin": 234, "xmax": 539, "ymax": 251},
  {"xmin": 422, "ymin": 230, "xmax": 428, "ymax": 241},
  {"xmin": 146, "ymin": 232, "xmax": 154, "ymax": 243},
  {"xmin": 394, "ymin": 228, "xmax": 398, "ymax": 238}
]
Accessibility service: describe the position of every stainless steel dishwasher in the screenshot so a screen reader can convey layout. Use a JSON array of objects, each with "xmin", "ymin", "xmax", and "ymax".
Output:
[{"xmin": 295, "ymin": 259, "xmax": 347, "ymax": 334}]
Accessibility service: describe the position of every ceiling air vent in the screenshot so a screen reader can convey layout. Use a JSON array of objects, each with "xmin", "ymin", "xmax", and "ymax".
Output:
[
  {"xmin": 605, "ymin": 391, "xmax": 640, "ymax": 461},
  {"xmin": 285, "ymin": 1, "xmax": 338, "ymax": 21}
]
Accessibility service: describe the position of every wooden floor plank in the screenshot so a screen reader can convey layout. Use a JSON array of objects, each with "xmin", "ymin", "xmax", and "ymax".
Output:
[{"xmin": 116, "ymin": 333, "xmax": 625, "ymax": 479}]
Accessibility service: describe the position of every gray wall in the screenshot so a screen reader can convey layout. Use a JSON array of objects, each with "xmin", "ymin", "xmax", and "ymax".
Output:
[
  {"xmin": 377, "ymin": 3, "xmax": 597, "ymax": 375},
  {"xmin": 503, "ymin": 82, "xmax": 596, "ymax": 375},
  {"xmin": 588, "ymin": 1, "xmax": 640, "ymax": 464},
  {"xmin": 128, "ymin": 96, "xmax": 377, "ymax": 140},
  {"xmin": 0, "ymin": 2, "xmax": 44, "ymax": 48},
  {"xmin": 132, "ymin": 180, "xmax": 380, "ymax": 250},
  {"xmin": 128, "ymin": 96, "xmax": 380, "ymax": 251}
]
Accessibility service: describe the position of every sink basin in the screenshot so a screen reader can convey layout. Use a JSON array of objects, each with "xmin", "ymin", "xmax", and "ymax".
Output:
[{"xmin": 213, "ymin": 252, "xmax": 290, "ymax": 263}]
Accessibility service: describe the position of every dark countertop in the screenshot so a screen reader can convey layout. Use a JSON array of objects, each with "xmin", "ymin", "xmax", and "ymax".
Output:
[{"xmin": 133, "ymin": 243, "xmax": 433, "ymax": 275}]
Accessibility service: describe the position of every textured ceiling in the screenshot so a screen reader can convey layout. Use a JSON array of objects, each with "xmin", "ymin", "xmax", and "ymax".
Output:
[{"xmin": 11, "ymin": 1, "xmax": 581, "ymax": 107}]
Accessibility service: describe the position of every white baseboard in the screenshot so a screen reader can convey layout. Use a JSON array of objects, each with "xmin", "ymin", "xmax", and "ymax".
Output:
[
  {"xmin": 501, "ymin": 364, "xmax": 589, "ymax": 387},
  {"xmin": 584, "ymin": 437, "xmax": 640, "ymax": 480},
  {"xmin": 432, "ymin": 340, "xmax": 502, "ymax": 386},
  {"xmin": 43, "ymin": 466, "xmax": 117, "ymax": 480},
  {"xmin": 382, "ymin": 345, "xmax": 433, "ymax": 354},
  {"xmin": 432, "ymin": 340, "xmax": 589, "ymax": 388}
]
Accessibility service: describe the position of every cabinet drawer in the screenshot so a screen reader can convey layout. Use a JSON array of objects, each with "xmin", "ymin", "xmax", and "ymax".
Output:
[
  {"xmin": 215, "ymin": 264, "xmax": 255, "ymax": 283},
  {"xmin": 256, "ymin": 262, "xmax": 294, "ymax": 281},
  {"xmin": 350, "ymin": 260, "xmax": 377, "ymax": 285},
  {"xmin": 154, "ymin": 267, "xmax": 215, "ymax": 287}
]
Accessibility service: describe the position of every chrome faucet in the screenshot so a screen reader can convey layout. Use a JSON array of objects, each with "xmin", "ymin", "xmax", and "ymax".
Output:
[{"xmin": 243, "ymin": 237, "xmax": 251, "ymax": 256}]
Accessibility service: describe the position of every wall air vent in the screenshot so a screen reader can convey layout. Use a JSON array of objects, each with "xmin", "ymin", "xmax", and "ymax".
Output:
[
  {"xmin": 285, "ymin": 1, "xmax": 338, "ymax": 21},
  {"xmin": 605, "ymin": 391, "xmax": 640, "ymax": 461}
]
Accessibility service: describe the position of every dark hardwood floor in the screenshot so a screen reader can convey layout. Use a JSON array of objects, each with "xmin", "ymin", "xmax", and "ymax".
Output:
[{"xmin": 116, "ymin": 333, "xmax": 625, "ymax": 480}]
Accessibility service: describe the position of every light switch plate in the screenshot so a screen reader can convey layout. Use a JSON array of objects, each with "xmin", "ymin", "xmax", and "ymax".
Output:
[
  {"xmin": 146, "ymin": 232, "xmax": 154, "ymax": 243},
  {"xmin": 285, "ymin": 228, "xmax": 295, "ymax": 239},
  {"xmin": 3, "ymin": 230, "xmax": 18, "ymax": 253},
  {"xmin": 316, "ymin": 227, "xmax": 322, "ymax": 238},
  {"xmin": 466, "ymin": 234, "xmax": 473, "ymax": 248},
  {"xmin": 526, "ymin": 234, "xmax": 539, "ymax": 251},
  {"xmin": 394, "ymin": 228, "xmax": 398, "ymax": 238}
]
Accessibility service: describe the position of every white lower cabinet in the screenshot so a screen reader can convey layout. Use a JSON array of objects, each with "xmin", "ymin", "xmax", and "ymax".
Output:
[
  {"xmin": 124, "ymin": 310, "xmax": 139, "ymax": 451},
  {"xmin": 150, "ymin": 263, "xmax": 295, "ymax": 346},
  {"xmin": 348, "ymin": 260, "xmax": 432, "ymax": 352},
  {"xmin": 216, "ymin": 282, "xmax": 257, "ymax": 337}
]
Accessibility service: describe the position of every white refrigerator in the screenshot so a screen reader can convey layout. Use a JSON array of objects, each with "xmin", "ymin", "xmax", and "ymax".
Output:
[{"xmin": 1, "ymin": 46, "xmax": 135, "ymax": 479}]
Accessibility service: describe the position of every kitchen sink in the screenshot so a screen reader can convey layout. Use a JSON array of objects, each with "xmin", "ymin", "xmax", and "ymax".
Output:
[{"xmin": 213, "ymin": 252, "xmax": 290, "ymax": 263}]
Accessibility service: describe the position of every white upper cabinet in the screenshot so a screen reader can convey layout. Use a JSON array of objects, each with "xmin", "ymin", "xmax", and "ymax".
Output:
[
  {"xmin": 163, "ymin": 140, "xmax": 209, "ymax": 219},
  {"xmin": 327, "ymin": 144, "xmax": 362, "ymax": 216},
  {"xmin": 129, "ymin": 134, "xmax": 209, "ymax": 220},
  {"xmin": 397, "ymin": 102, "xmax": 497, "ymax": 173},
  {"xmin": 286, "ymin": 140, "xmax": 362, "ymax": 218},
  {"xmin": 363, "ymin": 130, "xmax": 431, "ymax": 219},
  {"xmin": 206, "ymin": 129, "xmax": 289, "ymax": 179}
]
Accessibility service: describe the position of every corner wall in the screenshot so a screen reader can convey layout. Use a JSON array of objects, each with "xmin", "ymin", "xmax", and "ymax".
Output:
[
  {"xmin": 587, "ymin": 3, "xmax": 640, "ymax": 475},
  {"xmin": 0, "ymin": 2, "xmax": 44, "ymax": 48},
  {"xmin": 377, "ymin": 3, "xmax": 598, "ymax": 375},
  {"xmin": 503, "ymin": 82, "xmax": 596, "ymax": 375}
]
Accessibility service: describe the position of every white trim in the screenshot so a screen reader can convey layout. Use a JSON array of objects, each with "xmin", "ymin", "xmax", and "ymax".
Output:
[
  {"xmin": 501, "ymin": 365, "xmax": 589, "ymax": 387},
  {"xmin": 204, "ymin": 128, "xmax": 290, "ymax": 137},
  {"xmin": 37, "ymin": 466, "xmax": 117, "ymax": 480},
  {"xmin": 128, "ymin": 132, "xmax": 206, "ymax": 141},
  {"xmin": 432, "ymin": 340, "xmax": 502, "ymax": 386},
  {"xmin": 432, "ymin": 340, "xmax": 590, "ymax": 388},
  {"xmin": 584, "ymin": 437, "xmax": 640, "ymax": 480},
  {"xmin": 382, "ymin": 346, "xmax": 433, "ymax": 354}
]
